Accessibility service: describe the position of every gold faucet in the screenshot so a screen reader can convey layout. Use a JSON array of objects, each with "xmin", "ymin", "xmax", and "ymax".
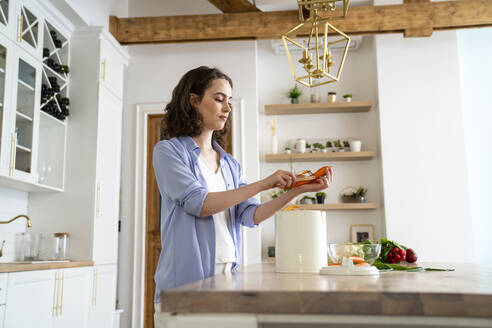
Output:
[{"xmin": 0, "ymin": 214, "xmax": 32, "ymax": 228}]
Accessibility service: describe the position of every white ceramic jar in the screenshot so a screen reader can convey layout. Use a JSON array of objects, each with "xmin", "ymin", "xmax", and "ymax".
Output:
[
  {"xmin": 275, "ymin": 210, "xmax": 327, "ymax": 273},
  {"xmin": 295, "ymin": 138, "xmax": 306, "ymax": 153},
  {"xmin": 349, "ymin": 140, "xmax": 362, "ymax": 152}
]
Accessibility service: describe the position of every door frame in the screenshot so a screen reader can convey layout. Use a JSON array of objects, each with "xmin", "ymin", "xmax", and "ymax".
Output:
[{"xmin": 132, "ymin": 99, "xmax": 249, "ymax": 328}]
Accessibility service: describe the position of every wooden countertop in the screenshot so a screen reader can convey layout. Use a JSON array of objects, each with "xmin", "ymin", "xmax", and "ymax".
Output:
[
  {"xmin": 160, "ymin": 262, "xmax": 492, "ymax": 318},
  {"xmin": 0, "ymin": 260, "xmax": 94, "ymax": 273}
]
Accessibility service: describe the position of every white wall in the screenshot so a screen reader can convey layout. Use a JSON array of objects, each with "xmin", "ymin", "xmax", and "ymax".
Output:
[
  {"xmin": 64, "ymin": 0, "xmax": 129, "ymax": 29},
  {"xmin": 457, "ymin": 27, "xmax": 492, "ymax": 262},
  {"xmin": 257, "ymin": 37, "xmax": 386, "ymax": 258},
  {"xmin": 129, "ymin": 0, "xmax": 220, "ymax": 17},
  {"xmin": 0, "ymin": 187, "xmax": 29, "ymax": 262},
  {"xmin": 120, "ymin": 40, "xmax": 259, "ymax": 328},
  {"xmin": 375, "ymin": 30, "xmax": 475, "ymax": 263}
]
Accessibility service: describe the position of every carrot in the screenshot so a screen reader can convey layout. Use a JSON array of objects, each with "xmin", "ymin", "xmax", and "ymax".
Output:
[{"xmin": 348, "ymin": 256, "xmax": 366, "ymax": 263}]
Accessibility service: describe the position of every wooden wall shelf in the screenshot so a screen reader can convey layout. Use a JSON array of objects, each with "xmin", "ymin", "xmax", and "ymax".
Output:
[
  {"xmin": 296, "ymin": 203, "xmax": 378, "ymax": 210},
  {"xmin": 265, "ymin": 151, "xmax": 375, "ymax": 162},
  {"xmin": 264, "ymin": 101, "xmax": 372, "ymax": 115}
]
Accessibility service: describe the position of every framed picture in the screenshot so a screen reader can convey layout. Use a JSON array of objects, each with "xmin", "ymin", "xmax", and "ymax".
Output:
[{"xmin": 350, "ymin": 224, "xmax": 375, "ymax": 243}]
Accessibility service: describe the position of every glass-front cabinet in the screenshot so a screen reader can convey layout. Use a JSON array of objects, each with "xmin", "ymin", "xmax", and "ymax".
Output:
[
  {"xmin": 0, "ymin": 0, "xmax": 70, "ymax": 192},
  {"xmin": 15, "ymin": 0, "xmax": 43, "ymax": 59},
  {"xmin": 10, "ymin": 47, "xmax": 40, "ymax": 183},
  {"xmin": 0, "ymin": 0, "xmax": 14, "ymax": 38},
  {"xmin": 0, "ymin": 33, "xmax": 13, "ymax": 176}
]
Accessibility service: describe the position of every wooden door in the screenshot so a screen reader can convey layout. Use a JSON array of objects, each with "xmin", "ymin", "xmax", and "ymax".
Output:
[{"xmin": 144, "ymin": 114, "xmax": 232, "ymax": 328}]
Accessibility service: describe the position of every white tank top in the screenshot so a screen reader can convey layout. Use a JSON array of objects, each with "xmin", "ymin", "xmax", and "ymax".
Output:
[{"xmin": 197, "ymin": 155, "xmax": 236, "ymax": 264}]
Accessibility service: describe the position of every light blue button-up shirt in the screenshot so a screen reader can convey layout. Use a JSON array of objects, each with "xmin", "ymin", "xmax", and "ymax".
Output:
[{"xmin": 153, "ymin": 136, "xmax": 259, "ymax": 302}]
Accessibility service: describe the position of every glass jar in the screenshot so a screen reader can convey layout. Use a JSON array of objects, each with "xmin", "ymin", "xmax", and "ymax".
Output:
[{"xmin": 53, "ymin": 232, "xmax": 69, "ymax": 259}]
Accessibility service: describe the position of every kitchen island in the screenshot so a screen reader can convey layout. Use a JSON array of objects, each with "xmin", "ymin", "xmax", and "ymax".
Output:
[{"xmin": 156, "ymin": 263, "xmax": 492, "ymax": 328}]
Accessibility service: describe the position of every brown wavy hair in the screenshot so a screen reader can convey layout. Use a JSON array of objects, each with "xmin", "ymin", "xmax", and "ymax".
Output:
[{"xmin": 161, "ymin": 66, "xmax": 233, "ymax": 148}]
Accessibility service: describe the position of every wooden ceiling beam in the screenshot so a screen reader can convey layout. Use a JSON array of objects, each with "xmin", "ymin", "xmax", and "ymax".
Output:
[
  {"xmin": 208, "ymin": 0, "xmax": 261, "ymax": 13},
  {"xmin": 109, "ymin": 0, "xmax": 492, "ymax": 45}
]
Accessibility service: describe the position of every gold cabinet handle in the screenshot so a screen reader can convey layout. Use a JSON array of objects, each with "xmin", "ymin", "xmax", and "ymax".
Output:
[
  {"xmin": 57, "ymin": 271, "xmax": 61, "ymax": 316},
  {"xmin": 10, "ymin": 132, "xmax": 17, "ymax": 176},
  {"xmin": 60, "ymin": 271, "xmax": 65, "ymax": 316},
  {"xmin": 96, "ymin": 182, "xmax": 102, "ymax": 217},
  {"xmin": 18, "ymin": 14, "xmax": 24, "ymax": 42},
  {"xmin": 53, "ymin": 272, "xmax": 58, "ymax": 317},
  {"xmin": 92, "ymin": 268, "xmax": 98, "ymax": 306},
  {"xmin": 101, "ymin": 59, "xmax": 106, "ymax": 82}
]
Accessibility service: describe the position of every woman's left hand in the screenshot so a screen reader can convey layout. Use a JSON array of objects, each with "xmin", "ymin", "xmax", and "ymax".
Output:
[{"xmin": 294, "ymin": 167, "xmax": 333, "ymax": 193}]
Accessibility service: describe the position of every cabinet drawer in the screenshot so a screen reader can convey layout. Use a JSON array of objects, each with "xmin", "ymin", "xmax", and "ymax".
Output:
[{"xmin": 0, "ymin": 273, "xmax": 7, "ymax": 304}]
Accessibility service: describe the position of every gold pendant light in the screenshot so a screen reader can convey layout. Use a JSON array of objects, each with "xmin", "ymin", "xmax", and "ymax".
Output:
[{"xmin": 282, "ymin": 0, "xmax": 351, "ymax": 87}]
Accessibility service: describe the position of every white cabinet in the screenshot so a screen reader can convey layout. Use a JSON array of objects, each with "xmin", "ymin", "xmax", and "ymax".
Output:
[
  {"xmin": 100, "ymin": 40, "xmax": 124, "ymax": 99},
  {"xmin": 0, "ymin": 0, "xmax": 72, "ymax": 192},
  {"xmin": 28, "ymin": 27, "xmax": 127, "ymax": 265},
  {"xmin": 4, "ymin": 267, "xmax": 92, "ymax": 328},
  {"xmin": 4, "ymin": 269, "xmax": 55, "ymax": 328},
  {"xmin": 93, "ymin": 86, "xmax": 122, "ymax": 265},
  {"xmin": 14, "ymin": 0, "xmax": 43, "ymax": 59},
  {"xmin": 53, "ymin": 268, "xmax": 91, "ymax": 328},
  {"xmin": 0, "ymin": 32, "xmax": 14, "ymax": 177},
  {"xmin": 0, "ymin": 0, "xmax": 15, "ymax": 43},
  {"xmin": 10, "ymin": 45, "xmax": 41, "ymax": 183},
  {"xmin": 89, "ymin": 264, "xmax": 117, "ymax": 328}
]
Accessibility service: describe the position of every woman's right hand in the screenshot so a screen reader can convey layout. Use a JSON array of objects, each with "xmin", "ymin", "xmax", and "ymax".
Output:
[{"xmin": 261, "ymin": 170, "xmax": 296, "ymax": 190}]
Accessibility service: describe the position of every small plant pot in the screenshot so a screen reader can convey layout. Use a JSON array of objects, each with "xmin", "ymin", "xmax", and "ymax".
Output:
[
  {"xmin": 310, "ymin": 94, "xmax": 320, "ymax": 103},
  {"xmin": 359, "ymin": 196, "xmax": 366, "ymax": 203},
  {"xmin": 344, "ymin": 97, "xmax": 352, "ymax": 102},
  {"xmin": 321, "ymin": 148, "xmax": 327, "ymax": 153},
  {"xmin": 338, "ymin": 148, "xmax": 345, "ymax": 152},
  {"xmin": 311, "ymin": 148, "xmax": 319, "ymax": 153},
  {"xmin": 285, "ymin": 149, "xmax": 291, "ymax": 154},
  {"xmin": 316, "ymin": 195, "xmax": 326, "ymax": 204},
  {"xmin": 328, "ymin": 93, "xmax": 336, "ymax": 103},
  {"xmin": 300, "ymin": 198, "xmax": 314, "ymax": 204},
  {"xmin": 290, "ymin": 98, "xmax": 299, "ymax": 104}
]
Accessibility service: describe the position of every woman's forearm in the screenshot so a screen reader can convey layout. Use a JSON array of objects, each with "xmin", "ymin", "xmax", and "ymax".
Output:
[
  {"xmin": 200, "ymin": 180, "xmax": 265, "ymax": 217},
  {"xmin": 253, "ymin": 189, "xmax": 301, "ymax": 225}
]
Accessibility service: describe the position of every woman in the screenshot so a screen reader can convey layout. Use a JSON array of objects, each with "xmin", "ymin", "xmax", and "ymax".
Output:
[{"xmin": 153, "ymin": 66, "xmax": 332, "ymax": 318}]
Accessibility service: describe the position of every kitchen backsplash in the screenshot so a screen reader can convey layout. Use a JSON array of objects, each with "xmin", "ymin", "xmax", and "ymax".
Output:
[{"xmin": 0, "ymin": 187, "xmax": 29, "ymax": 262}]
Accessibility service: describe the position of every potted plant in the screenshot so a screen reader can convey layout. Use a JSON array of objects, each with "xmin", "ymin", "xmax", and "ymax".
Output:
[
  {"xmin": 343, "ymin": 140, "xmax": 350, "ymax": 151},
  {"xmin": 305, "ymin": 142, "xmax": 312, "ymax": 153},
  {"xmin": 343, "ymin": 94, "xmax": 353, "ymax": 102},
  {"xmin": 326, "ymin": 140, "xmax": 334, "ymax": 152},
  {"xmin": 334, "ymin": 139, "xmax": 343, "ymax": 152},
  {"xmin": 316, "ymin": 192, "xmax": 327, "ymax": 204},
  {"xmin": 284, "ymin": 147, "xmax": 291, "ymax": 154},
  {"xmin": 313, "ymin": 142, "xmax": 323, "ymax": 153},
  {"xmin": 341, "ymin": 186, "xmax": 368, "ymax": 203},
  {"xmin": 320, "ymin": 144, "xmax": 327, "ymax": 153},
  {"xmin": 328, "ymin": 91, "xmax": 337, "ymax": 103},
  {"xmin": 288, "ymin": 85, "xmax": 302, "ymax": 104},
  {"xmin": 299, "ymin": 195, "xmax": 315, "ymax": 204}
]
